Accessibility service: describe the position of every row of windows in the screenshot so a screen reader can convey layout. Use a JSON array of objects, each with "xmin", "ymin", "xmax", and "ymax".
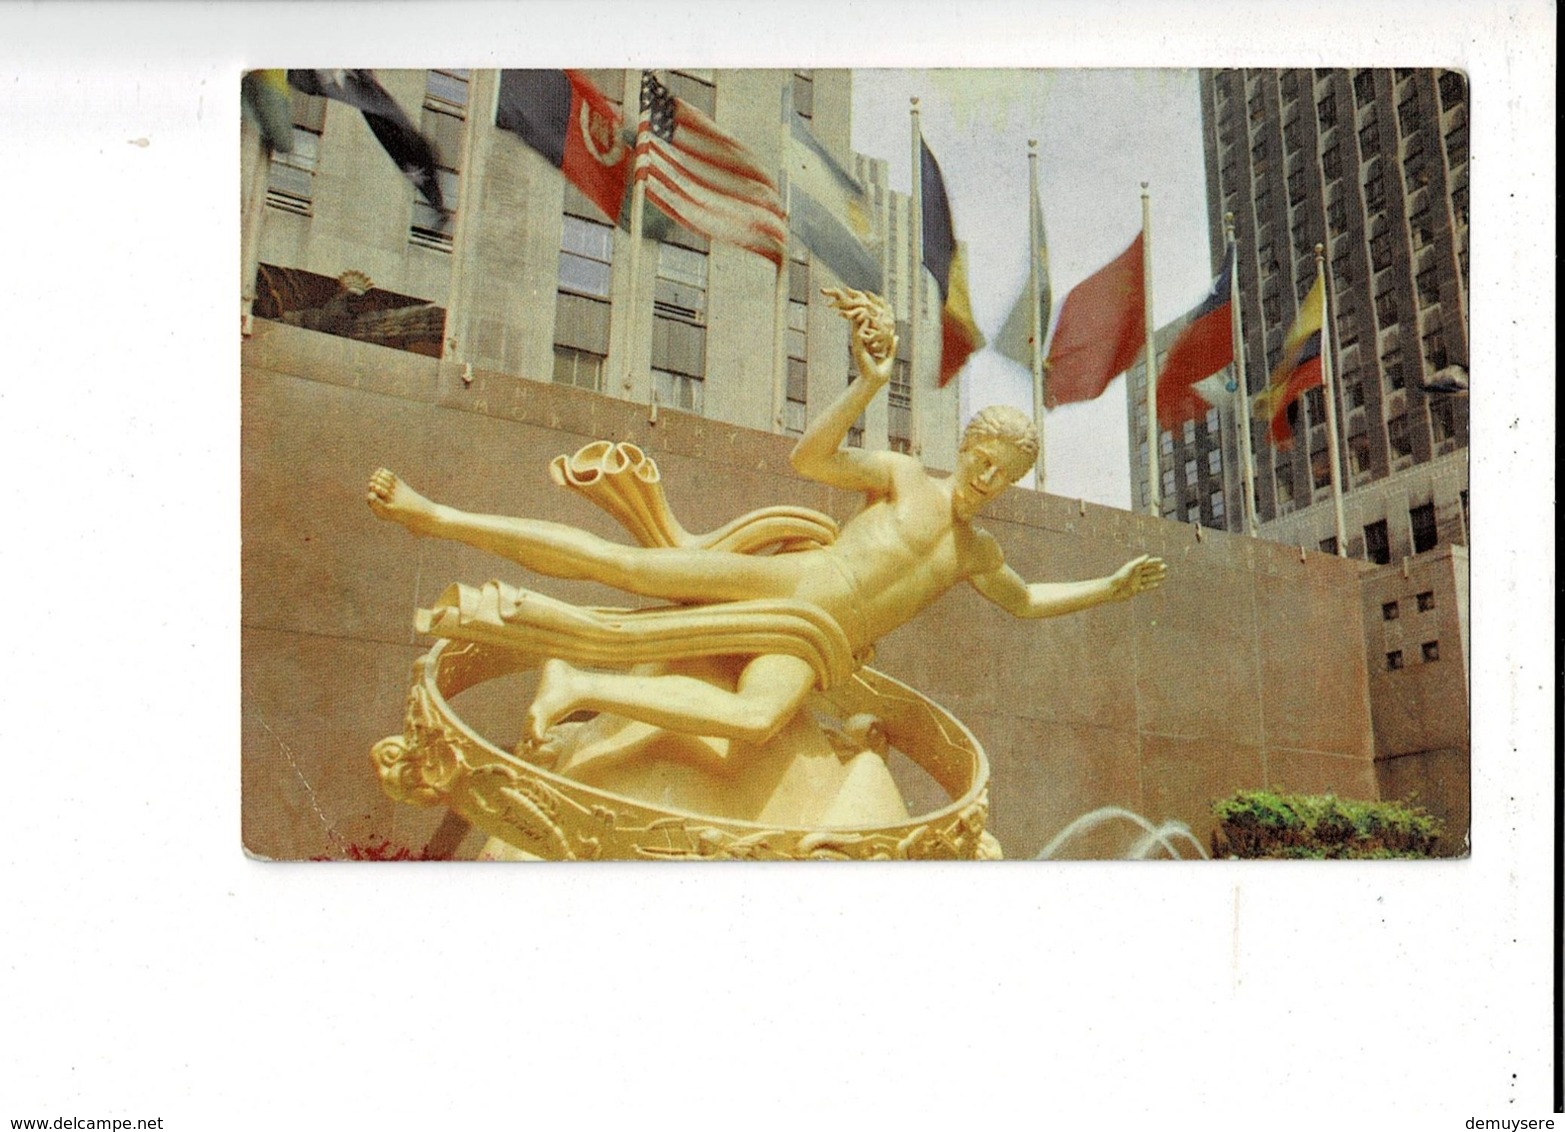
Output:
[
  {"xmin": 268, "ymin": 70, "xmax": 471, "ymax": 251},
  {"xmin": 1382, "ymin": 590, "xmax": 1437, "ymax": 620},
  {"xmin": 1385, "ymin": 640, "xmax": 1440, "ymax": 670}
]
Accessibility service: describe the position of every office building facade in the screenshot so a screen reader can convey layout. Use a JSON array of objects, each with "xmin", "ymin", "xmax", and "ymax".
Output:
[
  {"xmin": 1130, "ymin": 68, "xmax": 1470, "ymax": 566},
  {"xmin": 242, "ymin": 68, "xmax": 960, "ymax": 471}
]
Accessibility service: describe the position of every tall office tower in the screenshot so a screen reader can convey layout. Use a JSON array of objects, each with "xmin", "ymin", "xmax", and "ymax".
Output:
[
  {"xmin": 243, "ymin": 68, "xmax": 959, "ymax": 470},
  {"xmin": 1129, "ymin": 68, "xmax": 1469, "ymax": 563}
]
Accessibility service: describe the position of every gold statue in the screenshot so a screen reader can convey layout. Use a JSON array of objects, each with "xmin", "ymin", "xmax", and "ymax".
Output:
[{"xmin": 367, "ymin": 289, "xmax": 1165, "ymax": 860}]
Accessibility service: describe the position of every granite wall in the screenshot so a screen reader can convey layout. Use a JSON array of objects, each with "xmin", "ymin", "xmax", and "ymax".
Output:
[{"xmin": 242, "ymin": 321, "xmax": 1381, "ymax": 861}]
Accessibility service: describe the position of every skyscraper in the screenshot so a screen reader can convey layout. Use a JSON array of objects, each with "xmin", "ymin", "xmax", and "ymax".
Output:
[{"xmin": 1129, "ymin": 68, "xmax": 1469, "ymax": 564}]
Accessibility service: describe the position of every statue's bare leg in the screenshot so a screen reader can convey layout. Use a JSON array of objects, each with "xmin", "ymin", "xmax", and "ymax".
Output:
[
  {"xmin": 367, "ymin": 468, "xmax": 443, "ymax": 536},
  {"xmin": 367, "ymin": 468, "xmax": 797, "ymax": 604},
  {"xmin": 527, "ymin": 654, "xmax": 816, "ymax": 747}
]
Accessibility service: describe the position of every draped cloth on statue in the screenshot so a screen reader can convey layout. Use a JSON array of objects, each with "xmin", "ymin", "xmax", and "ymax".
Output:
[{"xmin": 412, "ymin": 440, "xmax": 861, "ymax": 689}]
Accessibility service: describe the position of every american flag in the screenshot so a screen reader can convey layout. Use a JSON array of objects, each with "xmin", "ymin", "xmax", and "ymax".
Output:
[{"xmin": 635, "ymin": 72, "xmax": 787, "ymax": 266}]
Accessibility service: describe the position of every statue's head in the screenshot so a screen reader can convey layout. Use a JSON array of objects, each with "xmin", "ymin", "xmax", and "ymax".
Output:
[{"xmin": 952, "ymin": 406, "xmax": 1039, "ymax": 518}]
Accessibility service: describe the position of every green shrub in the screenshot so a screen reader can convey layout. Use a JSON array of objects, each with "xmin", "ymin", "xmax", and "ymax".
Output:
[{"xmin": 1211, "ymin": 789, "xmax": 1442, "ymax": 859}]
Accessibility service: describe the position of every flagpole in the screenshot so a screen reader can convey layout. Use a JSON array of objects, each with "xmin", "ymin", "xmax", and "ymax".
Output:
[
  {"xmin": 1142, "ymin": 182, "xmax": 1159, "ymax": 517},
  {"xmin": 623, "ymin": 74, "xmax": 651, "ymax": 399},
  {"xmin": 1028, "ymin": 140, "xmax": 1047, "ymax": 489},
  {"xmin": 440, "ymin": 71, "xmax": 488, "ymax": 365},
  {"xmin": 771, "ymin": 81, "xmax": 793, "ymax": 431},
  {"xmin": 1316, "ymin": 243, "xmax": 1348, "ymax": 555},
  {"xmin": 909, "ymin": 97, "xmax": 923, "ymax": 457},
  {"xmin": 1226, "ymin": 212, "xmax": 1259, "ymax": 536},
  {"xmin": 240, "ymin": 123, "xmax": 272, "ymax": 337}
]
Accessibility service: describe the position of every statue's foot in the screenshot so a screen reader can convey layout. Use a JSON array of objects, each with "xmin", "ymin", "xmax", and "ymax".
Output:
[
  {"xmin": 367, "ymin": 468, "xmax": 438, "ymax": 534},
  {"xmin": 527, "ymin": 658, "xmax": 584, "ymax": 746}
]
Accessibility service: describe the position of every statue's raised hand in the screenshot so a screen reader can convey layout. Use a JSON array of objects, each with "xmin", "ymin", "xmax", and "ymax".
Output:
[
  {"xmin": 1106, "ymin": 555, "xmax": 1167, "ymax": 602},
  {"xmin": 822, "ymin": 287, "xmax": 896, "ymax": 386}
]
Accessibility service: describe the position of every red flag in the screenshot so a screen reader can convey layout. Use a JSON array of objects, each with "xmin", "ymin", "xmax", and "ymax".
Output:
[
  {"xmin": 1044, "ymin": 233, "xmax": 1145, "ymax": 407},
  {"xmin": 496, "ymin": 70, "xmax": 632, "ymax": 222},
  {"xmin": 937, "ymin": 243, "xmax": 985, "ymax": 387},
  {"xmin": 1257, "ymin": 333, "xmax": 1324, "ymax": 447},
  {"xmin": 1157, "ymin": 244, "xmax": 1236, "ymax": 429}
]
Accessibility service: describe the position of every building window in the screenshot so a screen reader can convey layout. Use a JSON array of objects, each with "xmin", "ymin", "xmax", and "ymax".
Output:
[
  {"xmin": 1445, "ymin": 122, "xmax": 1468, "ymax": 166},
  {"xmin": 1370, "ymin": 231, "xmax": 1393, "ymax": 273},
  {"xmin": 1374, "ymin": 287, "xmax": 1399, "ymax": 327},
  {"xmin": 266, "ymin": 87, "xmax": 327, "ymax": 214},
  {"xmin": 655, "ymin": 241, "xmax": 709, "ymax": 319},
  {"xmin": 1319, "ymin": 536, "xmax": 1338, "ymax": 555},
  {"xmin": 1321, "ymin": 144, "xmax": 1341, "ymax": 178},
  {"xmin": 1327, "ymin": 197, "xmax": 1347, "ymax": 233},
  {"xmin": 1205, "ymin": 406, "xmax": 1221, "ymax": 433},
  {"xmin": 1207, "ymin": 448, "xmax": 1222, "ymax": 475},
  {"xmin": 1382, "ymin": 346, "xmax": 1405, "ymax": 391},
  {"xmin": 1388, "ymin": 414, "xmax": 1413, "ymax": 460},
  {"xmin": 1364, "ymin": 519, "xmax": 1391, "ymax": 564},
  {"xmin": 1161, "ymin": 468, "xmax": 1177, "ymax": 498},
  {"xmin": 1160, "ymin": 430, "xmax": 1174, "ymax": 455},
  {"xmin": 1386, "ymin": 650, "xmax": 1404, "ymax": 671},
  {"xmin": 409, "ymin": 69, "xmax": 468, "ymax": 249},
  {"xmin": 1354, "ymin": 71, "xmax": 1377, "ymax": 105},
  {"xmin": 1423, "ymin": 325, "xmax": 1448, "ymax": 370},
  {"xmin": 1417, "ymin": 590, "xmax": 1436, "ymax": 612},
  {"xmin": 1349, "ymin": 430, "xmax": 1372, "ymax": 476},
  {"xmin": 1416, "ymin": 268, "xmax": 1441, "ymax": 307},
  {"xmin": 1346, "ymin": 379, "xmax": 1366, "ymax": 409},
  {"xmin": 1274, "ymin": 461, "xmax": 1295, "ymax": 505},
  {"xmin": 1210, "ymin": 489, "xmax": 1226, "ymax": 522},
  {"xmin": 1382, "ymin": 600, "xmax": 1400, "ymax": 621},
  {"xmin": 1397, "ymin": 96, "xmax": 1423, "ymax": 134},
  {"xmin": 1410, "ymin": 502, "xmax": 1438, "ymax": 553},
  {"xmin": 1359, "ymin": 117, "xmax": 1380, "ymax": 153},
  {"xmin": 1310, "ymin": 445, "xmax": 1332, "ymax": 490},
  {"xmin": 785, "ymin": 287, "xmax": 809, "ymax": 435},
  {"xmin": 1262, "ymin": 293, "xmax": 1282, "ymax": 325},
  {"xmin": 1287, "ymin": 166, "xmax": 1307, "ymax": 202},
  {"xmin": 1365, "ymin": 166, "xmax": 1386, "ymax": 210},
  {"xmin": 558, "ymin": 215, "xmax": 614, "ymax": 298},
  {"xmin": 887, "ymin": 358, "xmax": 912, "ymax": 452},
  {"xmin": 552, "ymin": 345, "xmax": 604, "ymax": 392},
  {"xmin": 653, "ymin": 368, "xmax": 703, "ymax": 413},
  {"xmin": 1303, "ymin": 386, "xmax": 1325, "ymax": 424},
  {"xmin": 1438, "ymin": 71, "xmax": 1466, "ymax": 109},
  {"xmin": 1431, "ymin": 397, "xmax": 1459, "ymax": 443},
  {"xmin": 1421, "ymin": 641, "xmax": 1440, "ymax": 663},
  {"xmin": 651, "ymin": 240, "xmax": 708, "ymax": 415},
  {"xmin": 1317, "ymin": 93, "xmax": 1337, "ymax": 128}
]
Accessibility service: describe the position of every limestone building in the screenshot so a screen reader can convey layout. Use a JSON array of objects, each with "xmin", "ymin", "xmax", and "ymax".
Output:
[{"xmin": 242, "ymin": 68, "xmax": 960, "ymax": 470}]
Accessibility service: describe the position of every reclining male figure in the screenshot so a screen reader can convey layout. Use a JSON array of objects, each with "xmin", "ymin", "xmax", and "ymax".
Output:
[{"xmin": 368, "ymin": 288, "xmax": 1166, "ymax": 750}]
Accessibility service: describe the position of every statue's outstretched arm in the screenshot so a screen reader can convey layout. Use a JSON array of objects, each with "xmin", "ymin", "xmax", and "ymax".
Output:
[
  {"xmin": 970, "ymin": 555, "xmax": 1167, "ymax": 620},
  {"xmin": 789, "ymin": 288, "xmax": 899, "ymax": 492}
]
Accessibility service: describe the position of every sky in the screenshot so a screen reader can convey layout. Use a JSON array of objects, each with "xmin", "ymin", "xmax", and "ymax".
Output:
[{"xmin": 853, "ymin": 69, "xmax": 1215, "ymax": 509}]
